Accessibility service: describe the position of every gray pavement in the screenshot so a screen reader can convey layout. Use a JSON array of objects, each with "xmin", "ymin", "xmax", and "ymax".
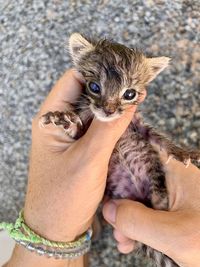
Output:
[{"xmin": 1, "ymin": 1, "xmax": 200, "ymax": 266}]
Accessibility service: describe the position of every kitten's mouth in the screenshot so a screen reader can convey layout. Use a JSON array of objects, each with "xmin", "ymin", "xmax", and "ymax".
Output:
[{"xmin": 90, "ymin": 105, "xmax": 122, "ymax": 122}]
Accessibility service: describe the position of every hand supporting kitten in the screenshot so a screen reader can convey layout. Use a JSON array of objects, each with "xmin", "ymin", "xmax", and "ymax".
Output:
[{"xmin": 39, "ymin": 33, "xmax": 200, "ymax": 267}]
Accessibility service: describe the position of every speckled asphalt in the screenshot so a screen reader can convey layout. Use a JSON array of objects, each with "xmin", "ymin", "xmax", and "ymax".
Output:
[{"xmin": 1, "ymin": 1, "xmax": 200, "ymax": 266}]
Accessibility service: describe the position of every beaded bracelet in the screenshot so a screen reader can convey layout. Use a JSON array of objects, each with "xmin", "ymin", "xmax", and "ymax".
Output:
[
  {"xmin": 15, "ymin": 239, "xmax": 91, "ymax": 259},
  {"xmin": 0, "ymin": 209, "xmax": 92, "ymax": 259}
]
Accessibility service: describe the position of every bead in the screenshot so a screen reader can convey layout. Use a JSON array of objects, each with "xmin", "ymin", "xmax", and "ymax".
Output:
[
  {"xmin": 46, "ymin": 250, "xmax": 55, "ymax": 258},
  {"xmin": 20, "ymin": 240, "xmax": 28, "ymax": 247},
  {"xmin": 15, "ymin": 234, "xmax": 91, "ymax": 259},
  {"xmin": 37, "ymin": 247, "xmax": 45, "ymax": 256},
  {"xmin": 27, "ymin": 243, "xmax": 35, "ymax": 251}
]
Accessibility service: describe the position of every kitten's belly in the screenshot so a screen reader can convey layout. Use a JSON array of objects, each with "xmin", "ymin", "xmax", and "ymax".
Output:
[
  {"xmin": 106, "ymin": 163, "xmax": 151, "ymax": 205},
  {"xmin": 105, "ymin": 165, "xmax": 150, "ymax": 202},
  {"xmin": 105, "ymin": 137, "xmax": 160, "ymax": 206}
]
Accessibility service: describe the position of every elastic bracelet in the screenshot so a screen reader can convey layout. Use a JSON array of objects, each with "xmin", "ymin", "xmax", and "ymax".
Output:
[
  {"xmin": 16, "ymin": 239, "xmax": 91, "ymax": 259},
  {"xmin": 0, "ymin": 209, "xmax": 93, "ymax": 259}
]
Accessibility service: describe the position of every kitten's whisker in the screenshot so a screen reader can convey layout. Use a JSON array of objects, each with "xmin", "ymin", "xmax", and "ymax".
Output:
[
  {"xmin": 81, "ymin": 93, "xmax": 90, "ymax": 98},
  {"xmin": 76, "ymin": 106, "xmax": 90, "ymax": 111},
  {"xmin": 73, "ymin": 100, "xmax": 88, "ymax": 104}
]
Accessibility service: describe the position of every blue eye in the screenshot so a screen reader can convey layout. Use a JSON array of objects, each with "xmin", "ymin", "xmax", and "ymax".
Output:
[{"xmin": 88, "ymin": 82, "xmax": 101, "ymax": 94}]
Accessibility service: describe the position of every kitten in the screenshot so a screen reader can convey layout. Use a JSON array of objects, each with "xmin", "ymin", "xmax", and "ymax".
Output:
[{"xmin": 40, "ymin": 33, "xmax": 200, "ymax": 267}]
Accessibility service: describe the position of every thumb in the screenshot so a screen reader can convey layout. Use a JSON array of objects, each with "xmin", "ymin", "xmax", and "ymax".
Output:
[
  {"xmin": 103, "ymin": 200, "xmax": 180, "ymax": 256},
  {"xmin": 82, "ymin": 91, "xmax": 146, "ymax": 155},
  {"xmin": 76, "ymin": 108, "xmax": 136, "ymax": 164},
  {"xmin": 82, "ymin": 107, "xmax": 135, "ymax": 150}
]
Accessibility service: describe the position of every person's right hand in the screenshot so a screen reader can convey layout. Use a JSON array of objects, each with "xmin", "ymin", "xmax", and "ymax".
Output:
[{"xmin": 103, "ymin": 151, "xmax": 200, "ymax": 267}]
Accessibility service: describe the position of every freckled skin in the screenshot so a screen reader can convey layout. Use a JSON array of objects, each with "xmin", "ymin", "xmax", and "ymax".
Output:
[{"xmin": 41, "ymin": 35, "xmax": 200, "ymax": 267}]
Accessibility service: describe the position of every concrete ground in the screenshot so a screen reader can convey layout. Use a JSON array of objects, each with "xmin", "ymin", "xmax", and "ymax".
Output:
[
  {"xmin": 1, "ymin": 0, "xmax": 200, "ymax": 266},
  {"xmin": 0, "ymin": 231, "xmax": 15, "ymax": 265}
]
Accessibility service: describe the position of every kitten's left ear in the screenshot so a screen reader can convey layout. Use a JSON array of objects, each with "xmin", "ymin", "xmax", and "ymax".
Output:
[
  {"xmin": 145, "ymin": 57, "xmax": 171, "ymax": 83},
  {"xmin": 69, "ymin": 33, "xmax": 94, "ymax": 65}
]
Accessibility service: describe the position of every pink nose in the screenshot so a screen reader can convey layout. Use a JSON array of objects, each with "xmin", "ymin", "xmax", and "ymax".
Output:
[{"xmin": 103, "ymin": 106, "xmax": 116, "ymax": 115}]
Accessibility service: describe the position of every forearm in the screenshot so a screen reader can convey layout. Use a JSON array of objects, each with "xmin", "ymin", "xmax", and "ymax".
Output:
[{"xmin": 5, "ymin": 245, "xmax": 87, "ymax": 267}]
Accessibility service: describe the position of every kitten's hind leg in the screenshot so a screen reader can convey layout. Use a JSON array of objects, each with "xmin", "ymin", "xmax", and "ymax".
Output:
[
  {"xmin": 39, "ymin": 111, "xmax": 83, "ymax": 139},
  {"xmin": 133, "ymin": 114, "xmax": 200, "ymax": 165}
]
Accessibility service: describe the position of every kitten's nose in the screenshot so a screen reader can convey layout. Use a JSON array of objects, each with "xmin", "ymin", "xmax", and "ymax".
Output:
[{"xmin": 103, "ymin": 106, "xmax": 116, "ymax": 115}]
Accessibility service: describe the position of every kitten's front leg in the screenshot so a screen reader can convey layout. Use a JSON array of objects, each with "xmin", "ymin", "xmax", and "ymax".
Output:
[
  {"xmin": 39, "ymin": 111, "xmax": 83, "ymax": 139},
  {"xmin": 133, "ymin": 114, "xmax": 200, "ymax": 166}
]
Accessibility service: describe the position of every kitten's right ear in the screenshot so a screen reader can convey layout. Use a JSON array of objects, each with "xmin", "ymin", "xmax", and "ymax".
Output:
[
  {"xmin": 145, "ymin": 56, "xmax": 171, "ymax": 83},
  {"xmin": 69, "ymin": 33, "xmax": 94, "ymax": 64}
]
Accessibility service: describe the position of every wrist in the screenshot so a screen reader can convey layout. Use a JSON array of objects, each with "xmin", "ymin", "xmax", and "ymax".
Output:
[
  {"xmin": 7, "ymin": 245, "xmax": 86, "ymax": 267},
  {"xmin": 23, "ymin": 205, "xmax": 93, "ymax": 242}
]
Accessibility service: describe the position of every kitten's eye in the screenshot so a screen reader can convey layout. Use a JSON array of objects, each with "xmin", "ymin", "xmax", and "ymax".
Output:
[
  {"xmin": 123, "ymin": 89, "xmax": 137, "ymax": 100},
  {"xmin": 88, "ymin": 82, "xmax": 101, "ymax": 94}
]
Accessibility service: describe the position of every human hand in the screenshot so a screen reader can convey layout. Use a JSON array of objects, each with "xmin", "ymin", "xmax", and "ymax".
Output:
[
  {"xmin": 6, "ymin": 69, "xmax": 146, "ymax": 267},
  {"xmin": 103, "ymin": 152, "xmax": 200, "ymax": 267},
  {"xmin": 23, "ymin": 69, "xmax": 140, "ymax": 242}
]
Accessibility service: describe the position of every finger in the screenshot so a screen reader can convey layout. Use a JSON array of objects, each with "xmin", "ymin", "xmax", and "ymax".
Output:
[
  {"xmin": 113, "ymin": 229, "xmax": 135, "ymax": 254},
  {"xmin": 38, "ymin": 69, "xmax": 84, "ymax": 115},
  {"xmin": 113, "ymin": 229, "xmax": 132, "ymax": 244},
  {"xmin": 117, "ymin": 242, "xmax": 135, "ymax": 254},
  {"xmin": 159, "ymin": 150, "xmax": 200, "ymax": 179},
  {"xmin": 32, "ymin": 121, "xmax": 74, "ymax": 151},
  {"xmin": 103, "ymin": 200, "xmax": 183, "ymax": 257},
  {"xmin": 153, "ymin": 146, "xmax": 199, "ymax": 179},
  {"xmin": 82, "ymin": 107, "xmax": 135, "ymax": 150},
  {"xmin": 153, "ymin": 148, "xmax": 200, "ymax": 210}
]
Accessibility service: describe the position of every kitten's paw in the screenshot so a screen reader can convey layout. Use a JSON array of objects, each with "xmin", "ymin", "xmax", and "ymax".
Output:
[
  {"xmin": 39, "ymin": 111, "xmax": 82, "ymax": 139},
  {"xmin": 165, "ymin": 155, "xmax": 173, "ymax": 164},
  {"xmin": 167, "ymin": 147, "xmax": 200, "ymax": 167},
  {"xmin": 167, "ymin": 147, "xmax": 191, "ymax": 167},
  {"xmin": 188, "ymin": 150, "xmax": 200, "ymax": 164}
]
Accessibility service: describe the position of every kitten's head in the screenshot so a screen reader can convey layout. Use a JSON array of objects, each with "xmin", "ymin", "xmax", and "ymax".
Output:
[{"xmin": 69, "ymin": 33, "xmax": 170, "ymax": 122}]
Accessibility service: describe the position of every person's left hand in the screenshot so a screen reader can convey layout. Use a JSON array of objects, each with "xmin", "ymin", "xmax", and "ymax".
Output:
[{"xmin": 23, "ymin": 69, "xmax": 140, "ymax": 242}]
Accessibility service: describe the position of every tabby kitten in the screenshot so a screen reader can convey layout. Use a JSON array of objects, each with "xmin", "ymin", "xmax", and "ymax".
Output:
[{"xmin": 40, "ymin": 33, "xmax": 200, "ymax": 267}]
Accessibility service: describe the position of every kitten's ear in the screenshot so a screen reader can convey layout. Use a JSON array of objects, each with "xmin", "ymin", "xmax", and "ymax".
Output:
[
  {"xmin": 145, "ymin": 57, "xmax": 171, "ymax": 83},
  {"xmin": 69, "ymin": 33, "xmax": 94, "ymax": 64}
]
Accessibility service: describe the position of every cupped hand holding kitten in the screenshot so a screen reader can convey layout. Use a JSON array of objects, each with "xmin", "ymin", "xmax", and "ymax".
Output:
[
  {"xmin": 27, "ymin": 69, "xmax": 139, "ymax": 241},
  {"xmin": 103, "ymin": 152, "xmax": 200, "ymax": 267},
  {"xmin": 6, "ymin": 68, "xmax": 200, "ymax": 267},
  {"xmin": 6, "ymin": 69, "xmax": 141, "ymax": 267}
]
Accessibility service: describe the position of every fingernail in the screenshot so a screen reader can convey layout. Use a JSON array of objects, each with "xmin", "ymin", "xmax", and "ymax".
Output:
[{"xmin": 103, "ymin": 201, "xmax": 117, "ymax": 224}]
